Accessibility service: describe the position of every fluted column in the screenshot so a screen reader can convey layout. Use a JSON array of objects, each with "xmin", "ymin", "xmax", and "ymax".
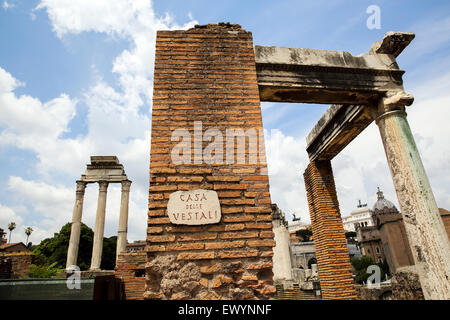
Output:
[
  {"xmin": 66, "ymin": 180, "xmax": 86, "ymax": 269},
  {"xmin": 90, "ymin": 180, "xmax": 108, "ymax": 271},
  {"xmin": 375, "ymin": 90, "xmax": 450, "ymax": 299},
  {"xmin": 116, "ymin": 180, "xmax": 131, "ymax": 262}
]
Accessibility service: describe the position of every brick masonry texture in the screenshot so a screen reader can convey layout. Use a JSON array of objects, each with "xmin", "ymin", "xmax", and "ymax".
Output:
[
  {"xmin": 145, "ymin": 23, "xmax": 275, "ymax": 300},
  {"xmin": 303, "ymin": 160, "xmax": 357, "ymax": 300},
  {"xmin": 115, "ymin": 252, "xmax": 146, "ymax": 300},
  {"xmin": 0, "ymin": 253, "xmax": 39, "ymax": 278}
]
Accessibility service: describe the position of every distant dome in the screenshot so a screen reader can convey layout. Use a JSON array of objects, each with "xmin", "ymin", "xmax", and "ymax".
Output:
[{"xmin": 373, "ymin": 187, "xmax": 398, "ymax": 212}]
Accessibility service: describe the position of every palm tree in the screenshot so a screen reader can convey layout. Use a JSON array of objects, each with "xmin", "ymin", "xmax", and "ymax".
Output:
[
  {"xmin": 25, "ymin": 227, "xmax": 33, "ymax": 246},
  {"xmin": 8, "ymin": 222, "xmax": 16, "ymax": 243}
]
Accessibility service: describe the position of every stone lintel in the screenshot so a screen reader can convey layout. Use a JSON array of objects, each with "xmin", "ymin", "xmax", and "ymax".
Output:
[
  {"xmin": 80, "ymin": 175, "xmax": 128, "ymax": 183},
  {"xmin": 370, "ymin": 31, "xmax": 415, "ymax": 58},
  {"xmin": 80, "ymin": 155, "xmax": 128, "ymax": 183},
  {"xmin": 90, "ymin": 156, "xmax": 119, "ymax": 165},
  {"xmin": 255, "ymin": 45, "xmax": 398, "ymax": 70},
  {"xmin": 255, "ymin": 45, "xmax": 405, "ymax": 104},
  {"xmin": 306, "ymin": 105, "xmax": 374, "ymax": 161}
]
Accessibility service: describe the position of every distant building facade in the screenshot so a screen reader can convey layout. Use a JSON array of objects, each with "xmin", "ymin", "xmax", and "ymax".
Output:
[
  {"xmin": 439, "ymin": 208, "xmax": 450, "ymax": 241},
  {"xmin": 288, "ymin": 218, "xmax": 309, "ymax": 243},
  {"xmin": 357, "ymin": 188, "xmax": 415, "ymax": 272},
  {"xmin": 371, "ymin": 188, "xmax": 415, "ymax": 271},
  {"xmin": 0, "ymin": 243, "xmax": 29, "ymax": 254},
  {"xmin": 342, "ymin": 200, "xmax": 375, "ymax": 232},
  {"xmin": 126, "ymin": 240, "xmax": 146, "ymax": 252},
  {"xmin": 357, "ymin": 226, "xmax": 385, "ymax": 263}
]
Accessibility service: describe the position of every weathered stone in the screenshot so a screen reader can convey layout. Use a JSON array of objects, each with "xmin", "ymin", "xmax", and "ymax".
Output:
[
  {"xmin": 200, "ymin": 264, "xmax": 220, "ymax": 275},
  {"xmin": 171, "ymin": 292, "xmax": 191, "ymax": 300},
  {"xmin": 67, "ymin": 156, "xmax": 131, "ymax": 271},
  {"xmin": 241, "ymin": 275, "xmax": 258, "ymax": 281},
  {"xmin": 200, "ymin": 291, "xmax": 222, "ymax": 300},
  {"xmin": 199, "ymin": 278, "xmax": 209, "ymax": 288},
  {"xmin": 230, "ymin": 288, "xmax": 255, "ymax": 299},
  {"xmin": 255, "ymin": 44, "xmax": 404, "ymax": 105},
  {"xmin": 391, "ymin": 269, "xmax": 424, "ymax": 300},
  {"xmin": 256, "ymin": 286, "xmax": 277, "ymax": 295},
  {"xmin": 143, "ymin": 291, "xmax": 164, "ymax": 300},
  {"xmin": 247, "ymin": 262, "xmax": 273, "ymax": 270},
  {"xmin": 212, "ymin": 275, "xmax": 233, "ymax": 288},
  {"xmin": 371, "ymin": 31, "xmax": 415, "ymax": 57},
  {"xmin": 375, "ymin": 91, "xmax": 450, "ymax": 300}
]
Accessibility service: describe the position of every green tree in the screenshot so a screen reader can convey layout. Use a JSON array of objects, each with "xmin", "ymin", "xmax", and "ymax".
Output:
[
  {"xmin": 101, "ymin": 236, "xmax": 117, "ymax": 270},
  {"xmin": 33, "ymin": 222, "xmax": 94, "ymax": 270},
  {"xmin": 8, "ymin": 222, "xmax": 16, "ymax": 243},
  {"xmin": 32, "ymin": 222, "xmax": 118, "ymax": 271},
  {"xmin": 351, "ymin": 255, "xmax": 386, "ymax": 284},
  {"xmin": 27, "ymin": 262, "xmax": 65, "ymax": 278},
  {"xmin": 295, "ymin": 229, "xmax": 312, "ymax": 242}
]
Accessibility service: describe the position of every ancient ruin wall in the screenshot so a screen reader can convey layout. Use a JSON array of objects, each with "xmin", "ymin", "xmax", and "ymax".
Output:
[
  {"xmin": 115, "ymin": 252, "xmax": 146, "ymax": 300},
  {"xmin": 145, "ymin": 23, "xmax": 275, "ymax": 300},
  {"xmin": 303, "ymin": 160, "xmax": 357, "ymax": 300}
]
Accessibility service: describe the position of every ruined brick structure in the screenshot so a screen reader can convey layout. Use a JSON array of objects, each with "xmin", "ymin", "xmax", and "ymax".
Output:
[
  {"xmin": 145, "ymin": 23, "xmax": 275, "ymax": 300},
  {"xmin": 303, "ymin": 160, "xmax": 357, "ymax": 299},
  {"xmin": 0, "ymin": 253, "xmax": 39, "ymax": 278},
  {"xmin": 115, "ymin": 252, "xmax": 146, "ymax": 300},
  {"xmin": 138, "ymin": 24, "xmax": 449, "ymax": 300},
  {"xmin": 0, "ymin": 256, "xmax": 11, "ymax": 279}
]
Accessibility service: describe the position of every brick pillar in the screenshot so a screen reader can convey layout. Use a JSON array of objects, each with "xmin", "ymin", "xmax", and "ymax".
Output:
[
  {"xmin": 303, "ymin": 160, "xmax": 356, "ymax": 300},
  {"xmin": 145, "ymin": 23, "xmax": 275, "ymax": 300}
]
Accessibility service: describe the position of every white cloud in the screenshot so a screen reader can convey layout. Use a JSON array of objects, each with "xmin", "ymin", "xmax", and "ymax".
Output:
[
  {"xmin": 2, "ymin": 1, "xmax": 14, "ymax": 10},
  {"xmin": 0, "ymin": 1, "xmax": 198, "ymax": 246},
  {"xmin": 264, "ymin": 71, "xmax": 450, "ymax": 224},
  {"xmin": 265, "ymin": 129, "xmax": 309, "ymax": 222},
  {"xmin": 2, "ymin": 0, "xmax": 448, "ymax": 249},
  {"xmin": 405, "ymin": 14, "xmax": 450, "ymax": 63},
  {"xmin": 0, "ymin": 67, "xmax": 77, "ymax": 144},
  {"xmin": 36, "ymin": 0, "xmax": 197, "ymax": 111}
]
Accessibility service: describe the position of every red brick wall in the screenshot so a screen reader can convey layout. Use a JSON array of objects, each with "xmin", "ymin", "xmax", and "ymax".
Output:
[
  {"xmin": 303, "ymin": 160, "xmax": 356, "ymax": 300},
  {"xmin": 145, "ymin": 23, "xmax": 275, "ymax": 300},
  {"xmin": 0, "ymin": 253, "xmax": 38, "ymax": 278},
  {"xmin": 115, "ymin": 252, "xmax": 146, "ymax": 300},
  {"xmin": 0, "ymin": 256, "xmax": 12, "ymax": 279}
]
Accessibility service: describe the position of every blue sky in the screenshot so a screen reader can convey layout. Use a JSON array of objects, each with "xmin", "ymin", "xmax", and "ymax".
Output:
[{"xmin": 1, "ymin": 0, "xmax": 449, "ymax": 245}]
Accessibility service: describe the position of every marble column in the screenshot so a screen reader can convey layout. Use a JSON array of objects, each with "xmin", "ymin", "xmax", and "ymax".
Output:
[
  {"xmin": 66, "ymin": 180, "xmax": 86, "ymax": 269},
  {"xmin": 90, "ymin": 180, "xmax": 109, "ymax": 271},
  {"xmin": 116, "ymin": 180, "xmax": 131, "ymax": 262},
  {"xmin": 375, "ymin": 90, "xmax": 450, "ymax": 300}
]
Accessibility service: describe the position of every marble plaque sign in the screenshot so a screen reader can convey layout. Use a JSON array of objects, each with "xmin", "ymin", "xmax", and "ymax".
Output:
[{"xmin": 167, "ymin": 189, "xmax": 221, "ymax": 225}]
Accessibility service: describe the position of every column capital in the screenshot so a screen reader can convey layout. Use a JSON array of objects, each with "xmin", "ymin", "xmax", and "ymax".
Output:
[
  {"xmin": 98, "ymin": 180, "xmax": 109, "ymax": 191},
  {"xmin": 121, "ymin": 179, "xmax": 132, "ymax": 192},
  {"xmin": 76, "ymin": 180, "xmax": 86, "ymax": 194},
  {"xmin": 377, "ymin": 90, "xmax": 414, "ymax": 113}
]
